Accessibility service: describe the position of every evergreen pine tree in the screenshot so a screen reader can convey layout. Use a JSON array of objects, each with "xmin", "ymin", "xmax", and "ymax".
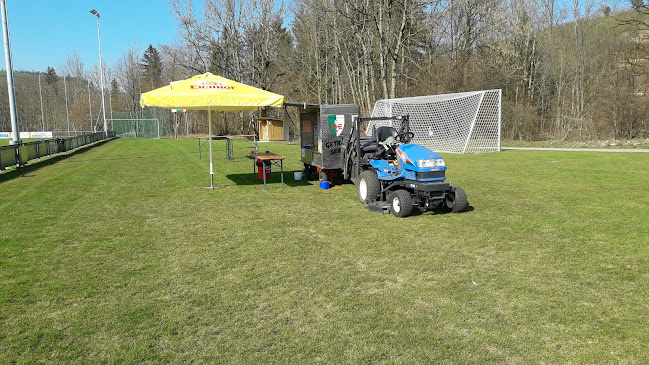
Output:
[
  {"xmin": 141, "ymin": 44, "xmax": 162, "ymax": 89},
  {"xmin": 45, "ymin": 66, "xmax": 58, "ymax": 93},
  {"xmin": 111, "ymin": 78, "xmax": 119, "ymax": 96}
]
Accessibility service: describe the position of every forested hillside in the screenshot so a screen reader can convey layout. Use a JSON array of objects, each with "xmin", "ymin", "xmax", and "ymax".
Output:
[{"xmin": 1, "ymin": 0, "xmax": 648, "ymax": 141}]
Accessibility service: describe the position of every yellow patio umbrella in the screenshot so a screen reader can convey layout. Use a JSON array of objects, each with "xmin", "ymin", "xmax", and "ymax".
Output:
[
  {"xmin": 140, "ymin": 72, "xmax": 285, "ymax": 189},
  {"xmin": 140, "ymin": 72, "xmax": 284, "ymax": 111}
]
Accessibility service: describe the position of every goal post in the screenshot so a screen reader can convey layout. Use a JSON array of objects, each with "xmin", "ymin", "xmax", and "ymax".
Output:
[
  {"xmin": 108, "ymin": 119, "xmax": 161, "ymax": 139},
  {"xmin": 368, "ymin": 89, "xmax": 502, "ymax": 153}
]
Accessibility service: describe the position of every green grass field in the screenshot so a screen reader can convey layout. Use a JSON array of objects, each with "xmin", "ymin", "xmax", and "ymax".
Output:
[
  {"xmin": 1, "ymin": 138, "xmax": 648, "ymax": 363},
  {"xmin": 0, "ymin": 138, "xmax": 41, "ymax": 146},
  {"xmin": 501, "ymin": 138, "xmax": 649, "ymax": 149}
]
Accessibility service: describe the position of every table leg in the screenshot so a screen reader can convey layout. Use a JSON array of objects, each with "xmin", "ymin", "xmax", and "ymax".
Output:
[
  {"xmin": 280, "ymin": 160, "xmax": 284, "ymax": 188},
  {"xmin": 263, "ymin": 161, "xmax": 267, "ymax": 190}
]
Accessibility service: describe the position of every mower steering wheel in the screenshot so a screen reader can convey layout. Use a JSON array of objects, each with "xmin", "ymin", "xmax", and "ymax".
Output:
[{"xmin": 396, "ymin": 132, "xmax": 415, "ymax": 143}]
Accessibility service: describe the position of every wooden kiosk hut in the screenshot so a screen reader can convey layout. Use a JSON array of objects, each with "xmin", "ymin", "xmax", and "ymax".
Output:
[{"xmin": 258, "ymin": 117, "xmax": 288, "ymax": 141}]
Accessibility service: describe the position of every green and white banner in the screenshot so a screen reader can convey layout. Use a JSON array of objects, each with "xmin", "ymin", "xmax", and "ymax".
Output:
[{"xmin": 0, "ymin": 131, "xmax": 53, "ymax": 139}]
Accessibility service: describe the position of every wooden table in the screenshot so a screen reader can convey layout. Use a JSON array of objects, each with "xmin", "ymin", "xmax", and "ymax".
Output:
[{"xmin": 253, "ymin": 152, "xmax": 286, "ymax": 189}]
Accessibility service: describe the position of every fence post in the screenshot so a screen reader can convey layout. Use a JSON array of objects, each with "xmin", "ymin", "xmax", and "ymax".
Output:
[{"xmin": 15, "ymin": 143, "xmax": 20, "ymax": 167}]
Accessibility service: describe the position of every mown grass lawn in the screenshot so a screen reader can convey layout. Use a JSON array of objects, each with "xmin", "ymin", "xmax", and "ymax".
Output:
[
  {"xmin": 0, "ymin": 138, "xmax": 41, "ymax": 146},
  {"xmin": 1, "ymin": 138, "xmax": 648, "ymax": 363},
  {"xmin": 501, "ymin": 138, "xmax": 649, "ymax": 149}
]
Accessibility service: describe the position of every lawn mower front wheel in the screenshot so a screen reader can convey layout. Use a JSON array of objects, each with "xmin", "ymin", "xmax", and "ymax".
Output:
[
  {"xmin": 389, "ymin": 190, "xmax": 413, "ymax": 218},
  {"xmin": 444, "ymin": 186, "xmax": 468, "ymax": 213},
  {"xmin": 357, "ymin": 170, "xmax": 381, "ymax": 204}
]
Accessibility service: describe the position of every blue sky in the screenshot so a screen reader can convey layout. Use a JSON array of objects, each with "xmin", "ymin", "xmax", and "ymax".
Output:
[
  {"xmin": 0, "ymin": 0, "xmax": 632, "ymax": 74},
  {"xmin": 0, "ymin": 0, "xmax": 179, "ymax": 73}
]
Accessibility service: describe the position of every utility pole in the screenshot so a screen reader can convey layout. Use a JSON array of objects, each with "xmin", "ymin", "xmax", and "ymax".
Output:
[
  {"xmin": 38, "ymin": 74, "xmax": 45, "ymax": 131},
  {"xmin": 1, "ymin": 0, "xmax": 19, "ymax": 145},
  {"xmin": 64, "ymin": 76, "xmax": 70, "ymax": 137},
  {"xmin": 89, "ymin": 9, "xmax": 107, "ymax": 137},
  {"xmin": 108, "ymin": 80, "xmax": 113, "ymax": 119},
  {"xmin": 87, "ymin": 79, "xmax": 93, "ymax": 132}
]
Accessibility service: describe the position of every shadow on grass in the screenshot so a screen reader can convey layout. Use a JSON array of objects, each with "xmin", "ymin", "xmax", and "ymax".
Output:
[
  {"xmin": 410, "ymin": 204, "xmax": 475, "ymax": 216},
  {"xmin": 0, "ymin": 140, "xmax": 113, "ymax": 184},
  {"xmin": 226, "ymin": 171, "xmax": 314, "ymax": 187},
  {"xmin": 226, "ymin": 161, "xmax": 357, "ymax": 188},
  {"xmin": 66, "ymin": 151, "xmax": 198, "ymax": 162}
]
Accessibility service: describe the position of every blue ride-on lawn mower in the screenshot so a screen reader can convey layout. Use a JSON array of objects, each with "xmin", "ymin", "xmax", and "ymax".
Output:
[{"xmin": 341, "ymin": 115, "xmax": 468, "ymax": 217}]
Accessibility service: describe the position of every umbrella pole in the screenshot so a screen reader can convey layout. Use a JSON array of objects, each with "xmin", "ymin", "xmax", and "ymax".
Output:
[{"xmin": 208, "ymin": 107, "xmax": 214, "ymax": 190}]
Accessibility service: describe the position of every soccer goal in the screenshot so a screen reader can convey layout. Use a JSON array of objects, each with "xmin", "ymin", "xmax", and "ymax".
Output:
[
  {"xmin": 367, "ymin": 89, "xmax": 502, "ymax": 153},
  {"xmin": 109, "ymin": 119, "xmax": 162, "ymax": 139}
]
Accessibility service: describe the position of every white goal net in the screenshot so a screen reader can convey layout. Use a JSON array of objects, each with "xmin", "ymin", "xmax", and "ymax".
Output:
[
  {"xmin": 368, "ymin": 89, "xmax": 502, "ymax": 153},
  {"xmin": 109, "ymin": 119, "xmax": 162, "ymax": 139}
]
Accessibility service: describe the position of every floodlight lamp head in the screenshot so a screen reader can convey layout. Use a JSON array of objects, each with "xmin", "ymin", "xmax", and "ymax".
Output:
[{"xmin": 89, "ymin": 9, "xmax": 100, "ymax": 17}]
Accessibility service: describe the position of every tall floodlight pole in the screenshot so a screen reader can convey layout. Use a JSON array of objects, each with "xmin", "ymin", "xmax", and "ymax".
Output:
[
  {"xmin": 87, "ymin": 79, "xmax": 93, "ymax": 131},
  {"xmin": 108, "ymin": 81, "xmax": 113, "ymax": 119},
  {"xmin": 90, "ymin": 9, "xmax": 107, "ymax": 137},
  {"xmin": 1, "ymin": 0, "xmax": 19, "ymax": 145},
  {"xmin": 38, "ymin": 74, "xmax": 45, "ymax": 131},
  {"xmin": 107, "ymin": 67, "xmax": 113, "ymax": 119},
  {"xmin": 64, "ymin": 76, "xmax": 70, "ymax": 137}
]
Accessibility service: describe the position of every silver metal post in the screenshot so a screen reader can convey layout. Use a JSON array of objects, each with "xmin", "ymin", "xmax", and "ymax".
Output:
[
  {"xmin": 87, "ymin": 79, "xmax": 93, "ymax": 131},
  {"xmin": 185, "ymin": 111, "xmax": 188, "ymax": 140},
  {"xmin": 208, "ymin": 107, "xmax": 214, "ymax": 190},
  {"xmin": 497, "ymin": 89, "xmax": 502, "ymax": 151},
  {"xmin": 108, "ymin": 77, "xmax": 113, "ymax": 120},
  {"xmin": 38, "ymin": 74, "xmax": 45, "ymax": 131},
  {"xmin": 90, "ymin": 9, "xmax": 107, "ymax": 137},
  {"xmin": 64, "ymin": 76, "xmax": 70, "ymax": 137},
  {"xmin": 1, "ymin": 0, "xmax": 19, "ymax": 145}
]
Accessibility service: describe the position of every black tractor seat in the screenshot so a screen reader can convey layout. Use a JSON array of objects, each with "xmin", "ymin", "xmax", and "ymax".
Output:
[
  {"xmin": 360, "ymin": 126, "xmax": 399, "ymax": 159},
  {"xmin": 375, "ymin": 126, "xmax": 398, "ymax": 143}
]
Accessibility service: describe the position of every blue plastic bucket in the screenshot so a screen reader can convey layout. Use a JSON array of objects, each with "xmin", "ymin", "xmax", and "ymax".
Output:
[{"xmin": 319, "ymin": 181, "xmax": 330, "ymax": 190}]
